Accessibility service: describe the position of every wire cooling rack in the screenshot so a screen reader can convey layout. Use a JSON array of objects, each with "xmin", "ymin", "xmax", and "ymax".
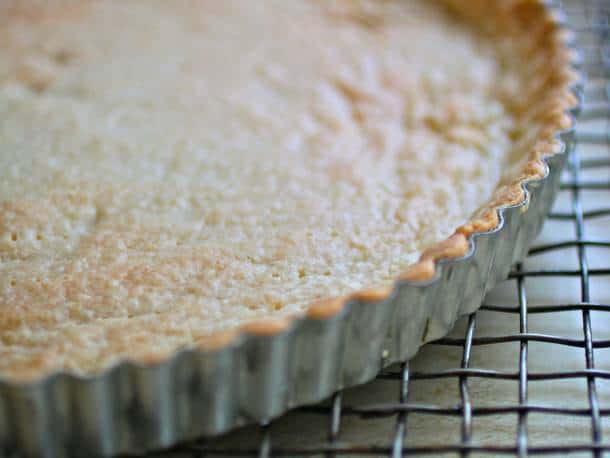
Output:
[{"xmin": 148, "ymin": 1, "xmax": 610, "ymax": 457}]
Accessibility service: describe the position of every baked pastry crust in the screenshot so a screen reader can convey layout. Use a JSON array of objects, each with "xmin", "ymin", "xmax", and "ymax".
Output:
[
  {"xmin": 0, "ymin": 0, "xmax": 578, "ymax": 379},
  {"xmin": 188, "ymin": 0, "xmax": 581, "ymax": 335}
]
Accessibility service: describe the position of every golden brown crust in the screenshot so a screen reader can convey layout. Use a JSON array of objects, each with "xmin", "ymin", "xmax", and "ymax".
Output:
[
  {"xmin": 307, "ymin": 297, "xmax": 349, "ymax": 319},
  {"xmin": 240, "ymin": 317, "xmax": 294, "ymax": 336},
  {"xmin": 192, "ymin": 0, "xmax": 578, "ymax": 349},
  {"xmin": 0, "ymin": 0, "xmax": 579, "ymax": 378}
]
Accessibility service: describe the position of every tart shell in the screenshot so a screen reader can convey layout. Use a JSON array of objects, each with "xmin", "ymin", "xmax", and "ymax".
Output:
[{"xmin": 0, "ymin": 1, "xmax": 581, "ymax": 456}]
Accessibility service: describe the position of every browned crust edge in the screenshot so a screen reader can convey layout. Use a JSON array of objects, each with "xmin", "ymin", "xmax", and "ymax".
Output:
[{"xmin": 4, "ymin": 0, "xmax": 581, "ymax": 381}]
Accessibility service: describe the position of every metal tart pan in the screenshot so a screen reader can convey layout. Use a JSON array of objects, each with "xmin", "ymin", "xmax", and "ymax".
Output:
[{"xmin": 0, "ymin": 10, "xmax": 582, "ymax": 458}]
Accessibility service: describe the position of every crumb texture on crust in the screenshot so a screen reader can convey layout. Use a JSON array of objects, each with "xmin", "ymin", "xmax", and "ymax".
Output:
[{"xmin": 0, "ymin": 0, "xmax": 574, "ymax": 379}]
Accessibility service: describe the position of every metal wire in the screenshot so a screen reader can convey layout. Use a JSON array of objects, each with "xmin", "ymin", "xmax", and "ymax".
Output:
[{"xmin": 160, "ymin": 1, "xmax": 610, "ymax": 456}]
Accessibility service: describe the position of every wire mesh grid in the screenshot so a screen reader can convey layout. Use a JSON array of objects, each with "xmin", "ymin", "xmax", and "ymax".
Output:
[{"xmin": 147, "ymin": 1, "xmax": 610, "ymax": 457}]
